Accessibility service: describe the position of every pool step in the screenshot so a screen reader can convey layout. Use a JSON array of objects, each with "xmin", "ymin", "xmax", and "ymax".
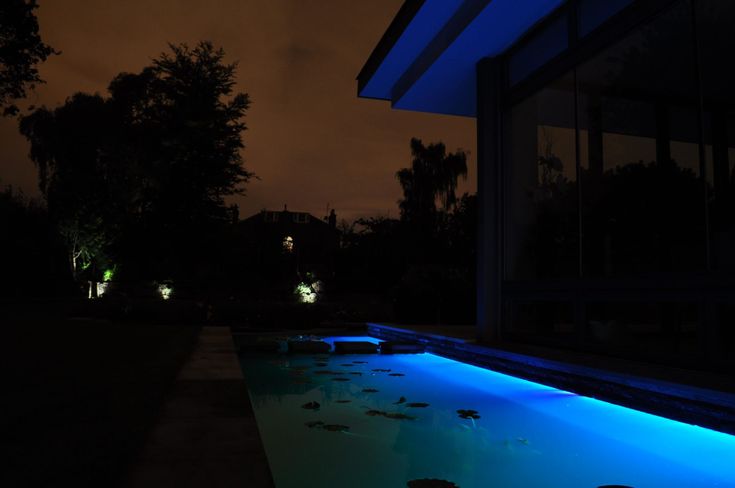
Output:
[
  {"xmin": 288, "ymin": 340, "xmax": 331, "ymax": 354},
  {"xmin": 380, "ymin": 341, "xmax": 425, "ymax": 354},
  {"xmin": 238, "ymin": 339, "xmax": 281, "ymax": 353},
  {"xmin": 234, "ymin": 334, "xmax": 425, "ymax": 356},
  {"xmin": 333, "ymin": 341, "xmax": 379, "ymax": 354}
]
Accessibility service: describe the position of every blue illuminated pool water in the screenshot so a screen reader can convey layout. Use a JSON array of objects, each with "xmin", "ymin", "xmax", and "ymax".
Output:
[{"xmin": 239, "ymin": 336, "xmax": 735, "ymax": 488}]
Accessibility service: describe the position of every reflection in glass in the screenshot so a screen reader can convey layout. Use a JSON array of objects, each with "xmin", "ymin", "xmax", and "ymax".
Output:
[
  {"xmin": 586, "ymin": 302, "xmax": 700, "ymax": 359},
  {"xmin": 578, "ymin": 0, "xmax": 634, "ymax": 37},
  {"xmin": 498, "ymin": 0, "xmax": 735, "ymax": 367},
  {"xmin": 698, "ymin": 0, "xmax": 735, "ymax": 271},
  {"xmin": 504, "ymin": 74, "xmax": 578, "ymax": 280},
  {"xmin": 505, "ymin": 301, "xmax": 575, "ymax": 343},
  {"xmin": 716, "ymin": 304, "xmax": 735, "ymax": 357},
  {"xmin": 576, "ymin": 0, "xmax": 705, "ymax": 276}
]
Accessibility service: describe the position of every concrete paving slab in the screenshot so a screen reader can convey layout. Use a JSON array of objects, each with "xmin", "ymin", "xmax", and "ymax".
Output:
[{"xmin": 125, "ymin": 327, "xmax": 273, "ymax": 487}]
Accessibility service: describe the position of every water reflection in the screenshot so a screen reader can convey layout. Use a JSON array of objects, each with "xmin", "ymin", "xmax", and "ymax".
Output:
[{"xmin": 238, "ymin": 348, "xmax": 735, "ymax": 487}]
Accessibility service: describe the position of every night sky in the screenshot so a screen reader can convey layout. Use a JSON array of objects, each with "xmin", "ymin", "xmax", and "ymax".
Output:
[{"xmin": 0, "ymin": 0, "xmax": 476, "ymax": 222}]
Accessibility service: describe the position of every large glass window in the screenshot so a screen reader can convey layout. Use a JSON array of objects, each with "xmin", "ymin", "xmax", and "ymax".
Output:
[
  {"xmin": 586, "ymin": 301, "xmax": 700, "ymax": 359},
  {"xmin": 504, "ymin": 300, "xmax": 576, "ymax": 345},
  {"xmin": 577, "ymin": 0, "xmax": 705, "ymax": 277},
  {"xmin": 497, "ymin": 0, "xmax": 733, "ymax": 367},
  {"xmin": 578, "ymin": 0, "xmax": 635, "ymax": 37},
  {"xmin": 505, "ymin": 1, "xmax": 706, "ymax": 282},
  {"xmin": 504, "ymin": 73, "xmax": 579, "ymax": 280},
  {"xmin": 698, "ymin": 0, "xmax": 735, "ymax": 271}
]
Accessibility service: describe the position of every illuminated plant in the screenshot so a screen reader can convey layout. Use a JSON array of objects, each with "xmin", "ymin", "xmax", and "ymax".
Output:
[
  {"xmin": 103, "ymin": 266, "xmax": 116, "ymax": 282},
  {"xmin": 157, "ymin": 282, "xmax": 173, "ymax": 300},
  {"xmin": 295, "ymin": 282, "xmax": 317, "ymax": 304}
]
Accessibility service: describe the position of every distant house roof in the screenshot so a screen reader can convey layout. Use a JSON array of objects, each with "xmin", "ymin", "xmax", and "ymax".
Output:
[
  {"xmin": 240, "ymin": 209, "xmax": 332, "ymax": 228},
  {"xmin": 357, "ymin": 0, "xmax": 565, "ymax": 116}
]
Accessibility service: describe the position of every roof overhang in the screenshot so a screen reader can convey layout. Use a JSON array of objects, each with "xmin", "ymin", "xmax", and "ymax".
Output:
[{"xmin": 357, "ymin": 0, "xmax": 566, "ymax": 117}]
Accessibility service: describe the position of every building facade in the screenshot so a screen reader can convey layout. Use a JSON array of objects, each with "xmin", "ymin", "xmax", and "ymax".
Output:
[
  {"xmin": 359, "ymin": 0, "xmax": 734, "ymax": 372},
  {"xmin": 238, "ymin": 208, "xmax": 339, "ymax": 280}
]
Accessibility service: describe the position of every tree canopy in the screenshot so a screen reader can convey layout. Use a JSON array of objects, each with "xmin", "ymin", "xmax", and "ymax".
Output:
[
  {"xmin": 20, "ymin": 41, "xmax": 252, "ymax": 284},
  {"xmin": 396, "ymin": 138, "xmax": 467, "ymax": 235},
  {"xmin": 109, "ymin": 42, "xmax": 252, "ymax": 220},
  {"xmin": 0, "ymin": 185, "xmax": 71, "ymax": 297},
  {"xmin": 0, "ymin": 0, "xmax": 56, "ymax": 116},
  {"xmin": 19, "ymin": 93, "xmax": 118, "ymax": 278}
]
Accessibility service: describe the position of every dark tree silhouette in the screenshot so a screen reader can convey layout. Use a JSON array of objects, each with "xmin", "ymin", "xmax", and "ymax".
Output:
[
  {"xmin": 0, "ymin": 186, "xmax": 71, "ymax": 297},
  {"xmin": 586, "ymin": 160, "xmax": 705, "ymax": 274},
  {"xmin": 109, "ymin": 42, "xmax": 253, "ymax": 282},
  {"xmin": 396, "ymin": 138, "xmax": 467, "ymax": 236},
  {"xmin": 329, "ymin": 139, "xmax": 474, "ymax": 324},
  {"xmin": 443, "ymin": 193, "xmax": 477, "ymax": 269},
  {"xmin": 0, "ymin": 0, "xmax": 56, "ymax": 116},
  {"xmin": 19, "ymin": 93, "xmax": 119, "ymax": 281},
  {"xmin": 109, "ymin": 42, "xmax": 252, "ymax": 222},
  {"xmin": 20, "ymin": 41, "xmax": 253, "ymax": 286}
]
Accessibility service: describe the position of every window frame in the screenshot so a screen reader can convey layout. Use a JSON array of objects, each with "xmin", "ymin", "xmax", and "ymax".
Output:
[{"xmin": 502, "ymin": 0, "xmax": 680, "ymax": 107}]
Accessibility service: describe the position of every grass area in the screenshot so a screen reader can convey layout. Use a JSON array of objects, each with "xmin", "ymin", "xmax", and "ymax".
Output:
[{"xmin": 0, "ymin": 314, "xmax": 200, "ymax": 487}]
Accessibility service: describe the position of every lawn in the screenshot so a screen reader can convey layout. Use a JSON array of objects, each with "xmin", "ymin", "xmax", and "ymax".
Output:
[{"xmin": 0, "ymin": 311, "xmax": 200, "ymax": 487}]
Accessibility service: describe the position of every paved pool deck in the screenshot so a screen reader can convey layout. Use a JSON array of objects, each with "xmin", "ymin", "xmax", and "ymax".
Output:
[{"xmin": 125, "ymin": 326, "xmax": 273, "ymax": 488}]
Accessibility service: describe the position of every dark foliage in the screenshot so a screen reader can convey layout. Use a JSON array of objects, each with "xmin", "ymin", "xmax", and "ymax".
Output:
[
  {"xmin": 587, "ymin": 161, "xmax": 705, "ymax": 274},
  {"xmin": 333, "ymin": 138, "xmax": 477, "ymax": 325},
  {"xmin": 336, "ymin": 216, "xmax": 411, "ymax": 292},
  {"xmin": 0, "ymin": 0, "xmax": 57, "ymax": 116},
  {"xmin": 19, "ymin": 93, "xmax": 120, "ymax": 282},
  {"xmin": 0, "ymin": 186, "xmax": 73, "ymax": 297},
  {"xmin": 396, "ymin": 137, "xmax": 467, "ymax": 239},
  {"xmin": 110, "ymin": 43, "xmax": 252, "ymax": 284},
  {"xmin": 529, "ymin": 157, "xmax": 707, "ymax": 277},
  {"xmin": 1, "ymin": 317, "xmax": 199, "ymax": 487},
  {"xmin": 19, "ymin": 41, "xmax": 252, "ymax": 287}
]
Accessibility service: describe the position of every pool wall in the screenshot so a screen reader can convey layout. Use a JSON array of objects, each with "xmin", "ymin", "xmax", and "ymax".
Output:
[{"xmin": 367, "ymin": 323, "xmax": 735, "ymax": 436}]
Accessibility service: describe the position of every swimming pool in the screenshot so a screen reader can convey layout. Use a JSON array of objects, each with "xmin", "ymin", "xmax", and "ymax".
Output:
[{"xmin": 238, "ymin": 336, "xmax": 735, "ymax": 488}]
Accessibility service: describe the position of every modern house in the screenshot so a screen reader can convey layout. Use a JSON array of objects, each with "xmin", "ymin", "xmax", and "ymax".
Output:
[{"xmin": 359, "ymin": 0, "xmax": 734, "ymax": 374}]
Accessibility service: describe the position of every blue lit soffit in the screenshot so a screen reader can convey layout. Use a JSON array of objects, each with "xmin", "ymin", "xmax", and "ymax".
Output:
[
  {"xmin": 357, "ymin": 0, "xmax": 566, "ymax": 117},
  {"xmin": 357, "ymin": 0, "xmax": 465, "ymax": 101}
]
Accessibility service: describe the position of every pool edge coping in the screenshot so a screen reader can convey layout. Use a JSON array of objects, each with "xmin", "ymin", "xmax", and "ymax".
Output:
[{"xmin": 367, "ymin": 322, "xmax": 735, "ymax": 436}]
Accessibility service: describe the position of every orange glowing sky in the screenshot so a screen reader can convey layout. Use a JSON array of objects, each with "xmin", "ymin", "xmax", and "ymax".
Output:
[{"xmin": 0, "ymin": 0, "xmax": 476, "ymax": 222}]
